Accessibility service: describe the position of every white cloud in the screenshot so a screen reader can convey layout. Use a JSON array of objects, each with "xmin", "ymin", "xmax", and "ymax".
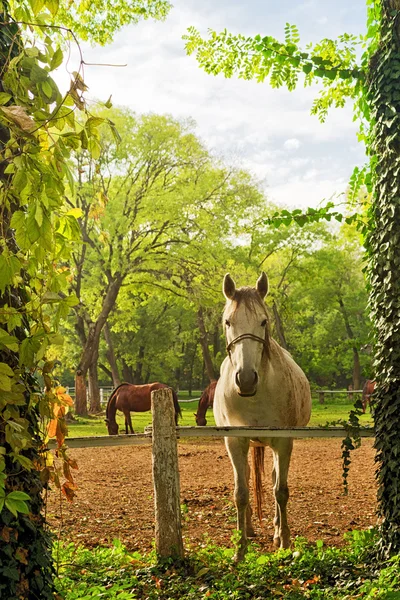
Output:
[
  {"xmin": 53, "ymin": 0, "xmax": 367, "ymax": 211},
  {"xmin": 283, "ymin": 138, "xmax": 301, "ymax": 150}
]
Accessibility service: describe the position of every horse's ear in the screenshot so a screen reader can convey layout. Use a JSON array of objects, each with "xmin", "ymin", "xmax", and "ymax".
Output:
[
  {"xmin": 256, "ymin": 272, "xmax": 269, "ymax": 299},
  {"xmin": 223, "ymin": 273, "xmax": 236, "ymax": 300}
]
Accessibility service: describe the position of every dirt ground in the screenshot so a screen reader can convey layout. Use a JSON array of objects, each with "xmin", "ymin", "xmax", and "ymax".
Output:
[{"xmin": 47, "ymin": 438, "xmax": 378, "ymax": 552}]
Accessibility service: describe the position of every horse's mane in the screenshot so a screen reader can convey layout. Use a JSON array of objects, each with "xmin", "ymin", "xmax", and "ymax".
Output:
[{"xmin": 223, "ymin": 287, "xmax": 271, "ymax": 357}]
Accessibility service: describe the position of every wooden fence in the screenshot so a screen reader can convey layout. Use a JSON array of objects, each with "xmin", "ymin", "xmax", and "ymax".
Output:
[
  {"xmin": 50, "ymin": 388, "xmax": 374, "ymax": 559},
  {"xmin": 65, "ymin": 386, "xmax": 363, "ymax": 407}
]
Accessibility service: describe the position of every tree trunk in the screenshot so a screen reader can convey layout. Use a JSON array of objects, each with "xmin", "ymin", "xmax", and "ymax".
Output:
[
  {"xmin": 75, "ymin": 370, "xmax": 88, "ymax": 416},
  {"xmin": 75, "ymin": 276, "xmax": 123, "ymax": 414},
  {"xmin": 88, "ymin": 360, "xmax": 101, "ymax": 413},
  {"xmin": 367, "ymin": 0, "xmax": 400, "ymax": 555},
  {"xmin": 134, "ymin": 345, "xmax": 145, "ymax": 384},
  {"xmin": 104, "ymin": 321, "xmax": 121, "ymax": 386},
  {"xmin": 197, "ymin": 307, "xmax": 217, "ymax": 381},
  {"xmin": 188, "ymin": 343, "xmax": 197, "ymax": 396},
  {"xmin": 213, "ymin": 326, "xmax": 220, "ymax": 357},
  {"xmin": 272, "ymin": 300, "xmax": 288, "ymax": 350},
  {"xmin": 337, "ymin": 297, "xmax": 361, "ymax": 391},
  {"xmin": 99, "ymin": 362, "xmax": 113, "ymax": 383},
  {"xmin": 122, "ymin": 359, "xmax": 134, "ymax": 383}
]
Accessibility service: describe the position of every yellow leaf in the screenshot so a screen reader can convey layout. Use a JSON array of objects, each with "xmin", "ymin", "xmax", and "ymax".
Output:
[{"xmin": 65, "ymin": 207, "xmax": 83, "ymax": 218}]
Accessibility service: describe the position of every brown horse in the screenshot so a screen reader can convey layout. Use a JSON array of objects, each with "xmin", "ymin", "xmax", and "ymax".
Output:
[
  {"xmin": 105, "ymin": 382, "xmax": 181, "ymax": 435},
  {"xmin": 194, "ymin": 379, "xmax": 218, "ymax": 426},
  {"xmin": 362, "ymin": 379, "xmax": 376, "ymax": 413}
]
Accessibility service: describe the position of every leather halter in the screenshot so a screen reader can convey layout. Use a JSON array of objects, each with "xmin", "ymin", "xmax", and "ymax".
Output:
[{"xmin": 226, "ymin": 333, "xmax": 268, "ymax": 359}]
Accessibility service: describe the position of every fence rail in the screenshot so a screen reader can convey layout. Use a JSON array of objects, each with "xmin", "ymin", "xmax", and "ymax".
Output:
[{"xmin": 47, "ymin": 425, "xmax": 374, "ymax": 450}]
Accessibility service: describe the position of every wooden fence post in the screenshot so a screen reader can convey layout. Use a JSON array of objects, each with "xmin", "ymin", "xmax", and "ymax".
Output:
[
  {"xmin": 151, "ymin": 387, "xmax": 184, "ymax": 559},
  {"xmin": 318, "ymin": 391, "xmax": 325, "ymax": 404}
]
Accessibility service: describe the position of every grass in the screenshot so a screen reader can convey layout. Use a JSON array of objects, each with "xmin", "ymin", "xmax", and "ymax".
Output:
[
  {"xmin": 66, "ymin": 398, "xmax": 373, "ymax": 438},
  {"xmin": 54, "ymin": 530, "xmax": 400, "ymax": 599}
]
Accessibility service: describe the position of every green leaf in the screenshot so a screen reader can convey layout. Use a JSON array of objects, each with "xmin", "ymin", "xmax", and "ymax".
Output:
[
  {"xmin": 29, "ymin": 0, "xmax": 45, "ymax": 15},
  {"xmin": 0, "ymin": 373, "xmax": 12, "ymax": 392},
  {"xmin": 6, "ymin": 491, "xmax": 31, "ymax": 502},
  {"xmin": 0, "ymin": 92, "xmax": 12, "ymax": 106},
  {"xmin": 5, "ymin": 497, "xmax": 30, "ymax": 517},
  {"xmin": 41, "ymin": 80, "xmax": 53, "ymax": 99},
  {"xmin": 30, "ymin": 63, "xmax": 49, "ymax": 84},
  {"xmin": 0, "ymin": 363, "xmax": 15, "ymax": 377},
  {"xmin": 302, "ymin": 63, "xmax": 312, "ymax": 74},
  {"xmin": 45, "ymin": 0, "xmax": 59, "ymax": 15},
  {"xmin": 0, "ymin": 254, "xmax": 21, "ymax": 293},
  {"xmin": 0, "ymin": 329, "xmax": 19, "ymax": 352},
  {"xmin": 13, "ymin": 170, "xmax": 28, "ymax": 193},
  {"xmin": 50, "ymin": 47, "xmax": 63, "ymax": 70},
  {"xmin": 19, "ymin": 337, "xmax": 40, "ymax": 368}
]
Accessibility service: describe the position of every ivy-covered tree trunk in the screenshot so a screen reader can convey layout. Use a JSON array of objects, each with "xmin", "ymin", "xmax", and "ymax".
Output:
[
  {"xmin": 367, "ymin": 0, "xmax": 400, "ymax": 555},
  {"xmin": 0, "ymin": 5, "xmax": 55, "ymax": 598}
]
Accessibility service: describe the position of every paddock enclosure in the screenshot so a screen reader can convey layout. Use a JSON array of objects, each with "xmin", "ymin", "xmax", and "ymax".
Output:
[{"xmin": 47, "ymin": 437, "xmax": 377, "ymax": 552}]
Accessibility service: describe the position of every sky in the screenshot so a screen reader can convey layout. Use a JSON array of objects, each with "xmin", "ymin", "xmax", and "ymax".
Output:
[{"xmin": 55, "ymin": 0, "xmax": 368, "ymax": 210}]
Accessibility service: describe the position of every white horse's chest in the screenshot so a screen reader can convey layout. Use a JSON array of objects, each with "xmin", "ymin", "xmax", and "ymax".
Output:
[{"xmin": 214, "ymin": 350, "xmax": 311, "ymax": 428}]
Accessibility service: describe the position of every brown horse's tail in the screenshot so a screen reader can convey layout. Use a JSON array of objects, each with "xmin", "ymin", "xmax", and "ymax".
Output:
[
  {"xmin": 171, "ymin": 388, "xmax": 182, "ymax": 424},
  {"xmin": 251, "ymin": 446, "xmax": 265, "ymax": 524}
]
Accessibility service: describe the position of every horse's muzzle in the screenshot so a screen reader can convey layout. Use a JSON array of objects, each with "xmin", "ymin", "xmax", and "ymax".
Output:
[{"xmin": 235, "ymin": 369, "xmax": 258, "ymax": 397}]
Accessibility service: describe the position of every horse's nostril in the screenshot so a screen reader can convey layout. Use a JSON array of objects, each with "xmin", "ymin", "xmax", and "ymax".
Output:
[
  {"xmin": 254, "ymin": 371, "xmax": 258, "ymax": 384},
  {"xmin": 235, "ymin": 372, "xmax": 240, "ymax": 387}
]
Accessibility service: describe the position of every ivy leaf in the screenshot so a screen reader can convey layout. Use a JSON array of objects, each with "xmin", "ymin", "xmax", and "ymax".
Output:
[
  {"xmin": 5, "ymin": 496, "xmax": 30, "ymax": 517},
  {"xmin": 6, "ymin": 491, "xmax": 31, "ymax": 502}
]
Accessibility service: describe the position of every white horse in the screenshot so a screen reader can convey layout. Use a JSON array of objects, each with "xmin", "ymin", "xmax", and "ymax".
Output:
[{"xmin": 214, "ymin": 272, "xmax": 311, "ymax": 562}]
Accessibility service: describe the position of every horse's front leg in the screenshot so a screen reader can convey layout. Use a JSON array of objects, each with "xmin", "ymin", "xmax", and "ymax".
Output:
[
  {"xmin": 225, "ymin": 436, "xmax": 250, "ymax": 562},
  {"xmin": 271, "ymin": 438, "xmax": 293, "ymax": 549}
]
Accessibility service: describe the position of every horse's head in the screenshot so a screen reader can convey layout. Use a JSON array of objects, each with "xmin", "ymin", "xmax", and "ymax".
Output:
[
  {"xmin": 223, "ymin": 272, "xmax": 269, "ymax": 397},
  {"xmin": 194, "ymin": 412, "xmax": 207, "ymax": 426},
  {"xmin": 105, "ymin": 417, "xmax": 119, "ymax": 435}
]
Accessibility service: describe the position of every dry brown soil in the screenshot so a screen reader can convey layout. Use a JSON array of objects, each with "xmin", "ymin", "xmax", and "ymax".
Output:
[{"xmin": 47, "ymin": 438, "xmax": 378, "ymax": 553}]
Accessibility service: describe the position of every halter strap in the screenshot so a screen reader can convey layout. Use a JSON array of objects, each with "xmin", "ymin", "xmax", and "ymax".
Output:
[{"xmin": 226, "ymin": 333, "xmax": 268, "ymax": 357}]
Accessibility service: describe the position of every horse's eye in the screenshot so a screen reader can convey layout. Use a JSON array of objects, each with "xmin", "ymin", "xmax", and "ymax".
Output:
[
  {"xmin": 225, "ymin": 320, "xmax": 231, "ymax": 327},
  {"xmin": 261, "ymin": 319, "xmax": 267, "ymax": 327}
]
